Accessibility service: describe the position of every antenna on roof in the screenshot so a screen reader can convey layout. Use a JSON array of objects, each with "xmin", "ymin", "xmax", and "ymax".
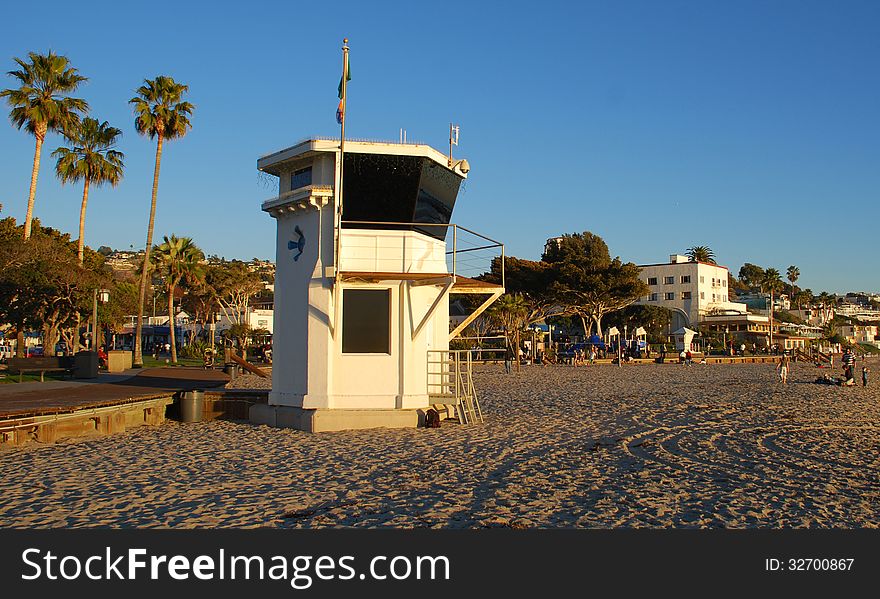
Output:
[
  {"xmin": 448, "ymin": 123, "xmax": 459, "ymax": 166},
  {"xmin": 399, "ymin": 128, "xmax": 407, "ymax": 143}
]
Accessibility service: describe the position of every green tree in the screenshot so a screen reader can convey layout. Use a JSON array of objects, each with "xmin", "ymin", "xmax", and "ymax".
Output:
[
  {"xmin": 151, "ymin": 235, "xmax": 204, "ymax": 364},
  {"xmin": 761, "ymin": 268, "xmax": 784, "ymax": 347},
  {"xmin": 738, "ymin": 263, "xmax": 765, "ymax": 290},
  {"xmin": 206, "ymin": 261, "xmax": 264, "ymax": 326},
  {"xmin": 485, "ymin": 256, "xmax": 566, "ymax": 326},
  {"xmin": 0, "ymin": 217, "xmax": 108, "ymax": 356},
  {"xmin": 817, "ymin": 291, "xmax": 834, "ymax": 324},
  {"xmin": 545, "ymin": 232, "xmax": 648, "ymax": 336},
  {"xmin": 1, "ymin": 51, "xmax": 89, "ymax": 239},
  {"xmin": 130, "ymin": 76, "xmax": 194, "ymax": 366},
  {"xmin": 487, "ymin": 293, "xmax": 529, "ymax": 368},
  {"xmin": 52, "ymin": 118, "xmax": 124, "ymax": 264},
  {"xmin": 786, "ymin": 265, "xmax": 800, "ymax": 299},
  {"xmin": 793, "ymin": 288, "xmax": 813, "ymax": 310},
  {"xmin": 686, "ymin": 245, "xmax": 716, "ymax": 264}
]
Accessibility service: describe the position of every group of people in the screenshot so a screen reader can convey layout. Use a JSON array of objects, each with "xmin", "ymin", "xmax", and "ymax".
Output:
[{"xmin": 807, "ymin": 347, "xmax": 869, "ymax": 387}]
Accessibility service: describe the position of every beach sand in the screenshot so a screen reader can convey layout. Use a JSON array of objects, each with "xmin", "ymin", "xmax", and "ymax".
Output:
[{"xmin": 1, "ymin": 361, "xmax": 878, "ymax": 528}]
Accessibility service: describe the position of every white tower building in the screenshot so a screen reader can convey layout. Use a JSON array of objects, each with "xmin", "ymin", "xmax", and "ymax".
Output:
[{"xmin": 251, "ymin": 139, "xmax": 503, "ymax": 432}]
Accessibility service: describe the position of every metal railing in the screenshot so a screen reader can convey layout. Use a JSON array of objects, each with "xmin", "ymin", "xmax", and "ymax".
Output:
[
  {"xmin": 340, "ymin": 220, "xmax": 504, "ymax": 287},
  {"xmin": 426, "ymin": 349, "xmax": 483, "ymax": 424}
]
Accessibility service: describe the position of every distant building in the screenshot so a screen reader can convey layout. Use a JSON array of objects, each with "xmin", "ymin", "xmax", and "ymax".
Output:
[
  {"xmin": 636, "ymin": 254, "xmax": 749, "ymax": 330},
  {"xmin": 789, "ymin": 306, "xmax": 834, "ymax": 327},
  {"xmin": 736, "ymin": 292, "xmax": 790, "ymax": 314},
  {"xmin": 840, "ymin": 324, "xmax": 879, "ymax": 347}
]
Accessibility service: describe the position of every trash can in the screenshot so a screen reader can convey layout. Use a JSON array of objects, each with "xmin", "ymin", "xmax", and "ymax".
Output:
[
  {"xmin": 74, "ymin": 351, "xmax": 99, "ymax": 379},
  {"xmin": 223, "ymin": 363, "xmax": 239, "ymax": 380},
  {"xmin": 180, "ymin": 390, "xmax": 205, "ymax": 423}
]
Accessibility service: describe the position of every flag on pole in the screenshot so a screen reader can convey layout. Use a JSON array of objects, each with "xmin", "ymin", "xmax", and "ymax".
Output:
[{"xmin": 336, "ymin": 60, "xmax": 351, "ymax": 124}]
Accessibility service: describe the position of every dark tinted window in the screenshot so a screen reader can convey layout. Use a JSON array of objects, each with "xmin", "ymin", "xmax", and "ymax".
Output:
[
  {"xmin": 342, "ymin": 289, "xmax": 391, "ymax": 354},
  {"xmin": 291, "ymin": 167, "xmax": 312, "ymax": 191}
]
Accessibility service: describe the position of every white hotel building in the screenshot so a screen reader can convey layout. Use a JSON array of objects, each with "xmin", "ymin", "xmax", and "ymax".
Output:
[{"xmin": 636, "ymin": 254, "xmax": 750, "ymax": 330}]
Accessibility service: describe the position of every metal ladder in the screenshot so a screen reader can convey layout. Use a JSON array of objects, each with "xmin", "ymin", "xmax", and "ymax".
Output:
[{"xmin": 427, "ymin": 349, "xmax": 483, "ymax": 424}]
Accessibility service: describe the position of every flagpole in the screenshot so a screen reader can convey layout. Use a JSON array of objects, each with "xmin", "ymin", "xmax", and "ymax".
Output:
[{"xmin": 335, "ymin": 38, "xmax": 349, "ymax": 290}]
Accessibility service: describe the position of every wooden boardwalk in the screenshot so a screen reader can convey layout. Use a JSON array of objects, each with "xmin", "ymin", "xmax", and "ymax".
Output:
[{"xmin": 0, "ymin": 367, "xmax": 229, "ymax": 446}]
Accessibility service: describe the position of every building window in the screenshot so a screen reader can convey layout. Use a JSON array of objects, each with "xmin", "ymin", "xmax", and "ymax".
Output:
[
  {"xmin": 664, "ymin": 276, "xmax": 674, "ymax": 285},
  {"xmin": 647, "ymin": 277, "xmax": 658, "ymax": 286},
  {"xmin": 681, "ymin": 275, "xmax": 691, "ymax": 284},
  {"xmin": 700, "ymin": 292, "xmax": 705, "ymax": 299},
  {"xmin": 682, "ymin": 292, "xmax": 692, "ymax": 300},
  {"xmin": 649, "ymin": 293, "xmax": 658, "ymax": 301},
  {"xmin": 290, "ymin": 166, "xmax": 312, "ymax": 191},
  {"xmin": 342, "ymin": 289, "xmax": 391, "ymax": 354},
  {"xmin": 665, "ymin": 292, "xmax": 675, "ymax": 301},
  {"xmin": 722, "ymin": 279, "xmax": 727, "ymax": 287},
  {"xmin": 700, "ymin": 276, "xmax": 704, "ymax": 283}
]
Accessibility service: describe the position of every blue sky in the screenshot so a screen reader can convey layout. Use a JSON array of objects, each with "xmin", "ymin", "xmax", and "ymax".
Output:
[{"xmin": 0, "ymin": 0, "xmax": 877, "ymax": 293}]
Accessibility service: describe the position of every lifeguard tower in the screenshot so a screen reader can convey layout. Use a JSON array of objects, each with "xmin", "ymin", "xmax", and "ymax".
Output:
[{"xmin": 251, "ymin": 138, "xmax": 504, "ymax": 432}]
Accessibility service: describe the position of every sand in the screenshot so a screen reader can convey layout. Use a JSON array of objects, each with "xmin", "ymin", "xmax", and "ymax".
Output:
[{"xmin": 1, "ymin": 361, "xmax": 878, "ymax": 528}]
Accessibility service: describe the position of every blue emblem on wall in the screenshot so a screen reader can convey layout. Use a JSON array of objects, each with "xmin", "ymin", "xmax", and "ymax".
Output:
[{"xmin": 288, "ymin": 225, "xmax": 305, "ymax": 261}]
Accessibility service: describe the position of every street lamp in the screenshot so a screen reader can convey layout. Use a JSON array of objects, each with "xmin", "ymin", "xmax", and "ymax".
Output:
[{"xmin": 92, "ymin": 288, "xmax": 110, "ymax": 353}]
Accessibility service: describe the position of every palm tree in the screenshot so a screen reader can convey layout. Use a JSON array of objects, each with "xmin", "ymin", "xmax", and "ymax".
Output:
[
  {"xmin": 1, "ymin": 51, "xmax": 88, "ymax": 239},
  {"xmin": 52, "ymin": 118, "xmax": 124, "ymax": 264},
  {"xmin": 817, "ymin": 291, "xmax": 834, "ymax": 325},
  {"xmin": 761, "ymin": 268, "xmax": 784, "ymax": 348},
  {"xmin": 786, "ymin": 265, "xmax": 800, "ymax": 300},
  {"xmin": 151, "ymin": 235, "xmax": 204, "ymax": 364},
  {"xmin": 685, "ymin": 246, "xmax": 716, "ymax": 264},
  {"xmin": 130, "ymin": 76, "xmax": 194, "ymax": 366},
  {"xmin": 793, "ymin": 289, "xmax": 812, "ymax": 310}
]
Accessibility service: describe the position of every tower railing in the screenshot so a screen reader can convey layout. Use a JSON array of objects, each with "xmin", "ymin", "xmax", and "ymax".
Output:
[
  {"xmin": 426, "ymin": 349, "xmax": 483, "ymax": 424},
  {"xmin": 340, "ymin": 221, "xmax": 504, "ymax": 287}
]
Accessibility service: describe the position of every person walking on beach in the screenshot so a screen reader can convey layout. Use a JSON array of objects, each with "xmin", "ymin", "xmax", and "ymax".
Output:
[
  {"xmin": 504, "ymin": 341, "xmax": 514, "ymax": 374},
  {"xmin": 776, "ymin": 354, "xmax": 790, "ymax": 384},
  {"xmin": 862, "ymin": 365, "xmax": 869, "ymax": 387},
  {"xmin": 842, "ymin": 348, "xmax": 856, "ymax": 383}
]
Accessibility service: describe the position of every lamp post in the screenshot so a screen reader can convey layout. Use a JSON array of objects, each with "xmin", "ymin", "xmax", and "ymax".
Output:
[{"xmin": 92, "ymin": 288, "xmax": 110, "ymax": 353}]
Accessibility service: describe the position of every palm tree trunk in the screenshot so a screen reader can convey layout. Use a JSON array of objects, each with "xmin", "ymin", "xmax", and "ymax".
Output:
[
  {"xmin": 77, "ymin": 179, "xmax": 90, "ymax": 264},
  {"xmin": 134, "ymin": 134, "xmax": 164, "ymax": 366},
  {"xmin": 168, "ymin": 284, "xmax": 177, "ymax": 364},
  {"xmin": 23, "ymin": 127, "xmax": 46, "ymax": 240}
]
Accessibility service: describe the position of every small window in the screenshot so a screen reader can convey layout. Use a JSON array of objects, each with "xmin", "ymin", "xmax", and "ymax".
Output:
[
  {"xmin": 681, "ymin": 275, "xmax": 691, "ymax": 284},
  {"xmin": 290, "ymin": 166, "xmax": 312, "ymax": 191},
  {"xmin": 700, "ymin": 292, "xmax": 705, "ymax": 299},
  {"xmin": 700, "ymin": 276, "xmax": 705, "ymax": 283},
  {"xmin": 647, "ymin": 277, "xmax": 658, "ymax": 286},
  {"xmin": 649, "ymin": 293, "xmax": 658, "ymax": 301},
  {"xmin": 664, "ymin": 276, "xmax": 675, "ymax": 285},
  {"xmin": 665, "ymin": 292, "xmax": 675, "ymax": 301},
  {"xmin": 682, "ymin": 292, "xmax": 692, "ymax": 300},
  {"xmin": 722, "ymin": 279, "xmax": 727, "ymax": 287},
  {"xmin": 342, "ymin": 289, "xmax": 391, "ymax": 353}
]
